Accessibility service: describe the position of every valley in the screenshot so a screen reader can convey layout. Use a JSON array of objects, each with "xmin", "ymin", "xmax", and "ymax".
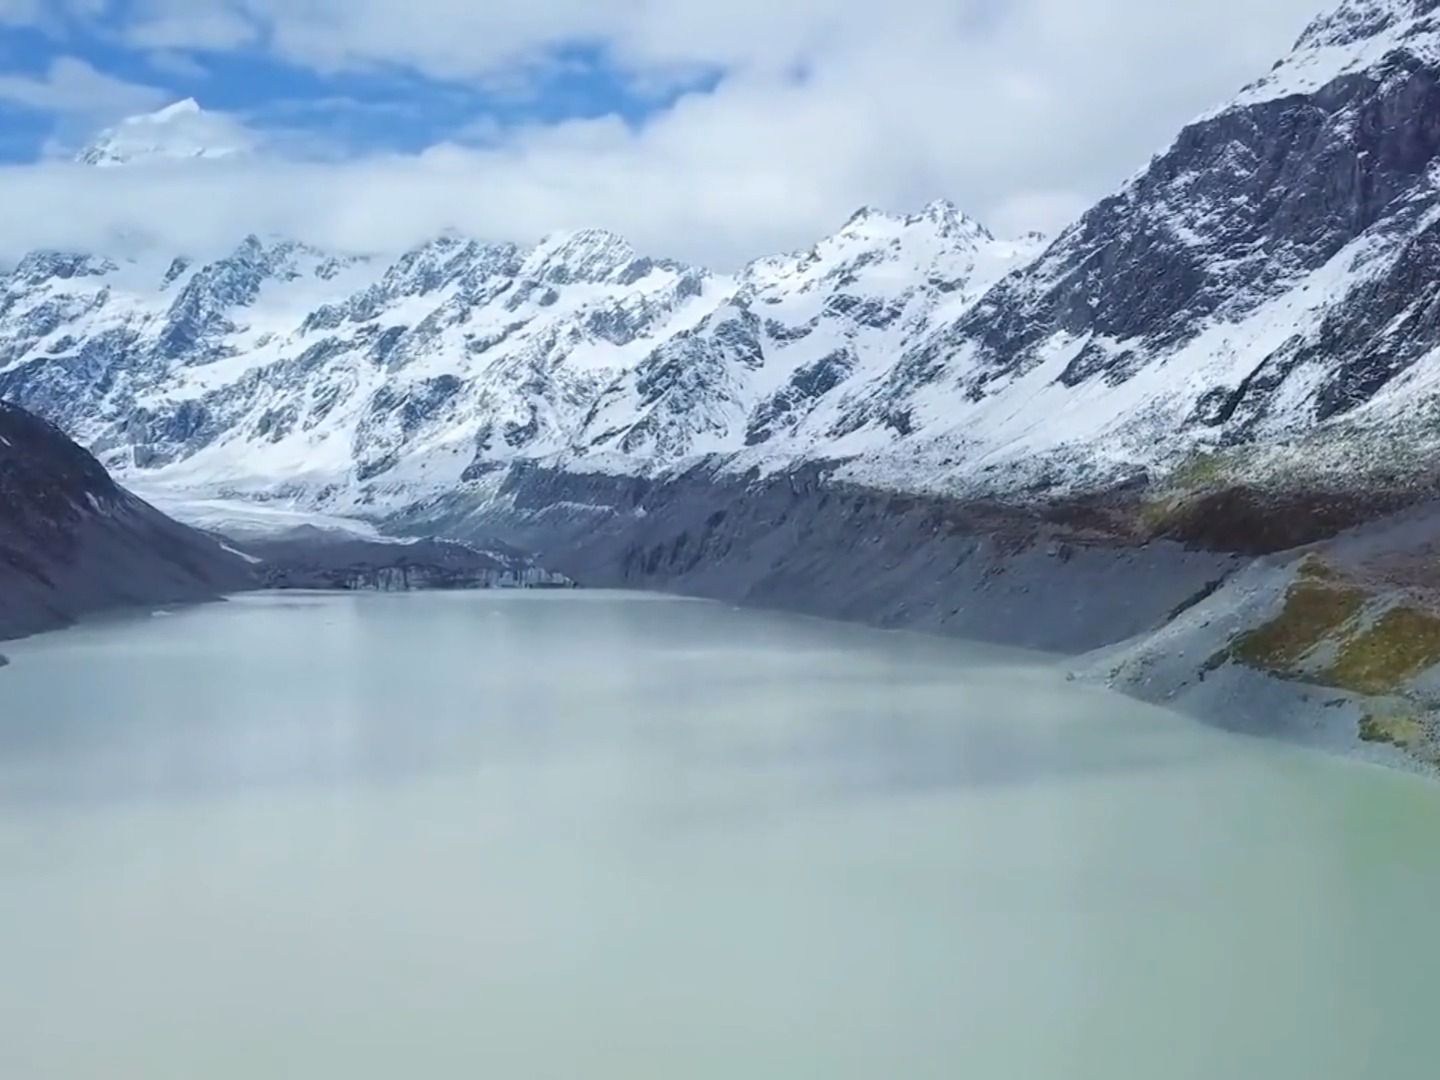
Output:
[{"xmin": 4, "ymin": 0, "xmax": 1440, "ymax": 769}]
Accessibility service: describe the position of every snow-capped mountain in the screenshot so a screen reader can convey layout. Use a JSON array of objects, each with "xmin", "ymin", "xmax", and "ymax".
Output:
[
  {"xmin": 5, "ymin": 0, "xmax": 1440, "ymax": 523},
  {"xmin": 0, "ymin": 188, "xmax": 1036, "ymax": 512},
  {"xmin": 0, "ymin": 227, "xmax": 719, "ymax": 501},
  {"xmin": 76, "ymin": 99, "xmax": 255, "ymax": 167},
  {"xmin": 576, "ymin": 201, "xmax": 1036, "ymax": 465},
  {"xmin": 817, "ymin": 0, "xmax": 1440, "ymax": 496}
]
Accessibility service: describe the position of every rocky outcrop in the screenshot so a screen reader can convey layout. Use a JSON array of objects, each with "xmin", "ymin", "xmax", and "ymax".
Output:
[
  {"xmin": 1082, "ymin": 499, "xmax": 1440, "ymax": 772},
  {"xmin": 0, "ymin": 400, "xmax": 254, "ymax": 641}
]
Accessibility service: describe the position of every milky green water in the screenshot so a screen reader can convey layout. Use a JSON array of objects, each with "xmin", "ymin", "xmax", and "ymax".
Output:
[{"xmin": 1, "ymin": 590, "xmax": 1438, "ymax": 1078}]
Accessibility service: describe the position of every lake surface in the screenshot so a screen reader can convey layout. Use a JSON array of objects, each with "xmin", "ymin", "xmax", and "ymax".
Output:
[{"xmin": 2, "ymin": 591, "xmax": 1439, "ymax": 1078}]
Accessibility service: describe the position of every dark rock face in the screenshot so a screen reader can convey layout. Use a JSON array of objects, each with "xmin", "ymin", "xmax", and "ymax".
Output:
[
  {"xmin": 1297, "ymin": 0, "xmax": 1440, "ymax": 51},
  {"xmin": 8, "ymin": 252, "xmax": 116, "ymax": 289},
  {"xmin": 0, "ymin": 401, "xmax": 254, "ymax": 641},
  {"xmin": 837, "ymin": 3, "xmax": 1440, "ymax": 453},
  {"xmin": 1152, "ymin": 486, "xmax": 1425, "ymax": 554},
  {"xmin": 746, "ymin": 349, "xmax": 856, "ymax": 447},
  {"xmin": 1306, "ymin": 214, "xmax": 1440, "ymax": 420},
  {"xmin": 353, "ymin": 376, "xmax": 466, "ymax": 481}
]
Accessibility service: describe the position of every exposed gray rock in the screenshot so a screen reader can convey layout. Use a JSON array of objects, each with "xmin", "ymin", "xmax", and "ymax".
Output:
[
  {"xmin": 0, "ymin": 400, "xmax": 254, "ymax": 642},
  {"xmin": 396, "ymin": 462, "xmax": 1238, "ymax": 654},
  {"xmin": 238, "ymin": 526, "xmax": 571, "ymax": 591}
]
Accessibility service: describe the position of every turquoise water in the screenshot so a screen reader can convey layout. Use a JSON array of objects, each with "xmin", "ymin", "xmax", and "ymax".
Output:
[{"xmin": 1, "ymin": 591, "xmax": 1437, "ymax": 1078}]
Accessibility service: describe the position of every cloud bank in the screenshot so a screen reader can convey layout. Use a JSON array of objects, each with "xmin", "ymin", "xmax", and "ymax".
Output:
[{"xmin": 0, "ymin": 0, "xmax": 1326, "ymax": 267}]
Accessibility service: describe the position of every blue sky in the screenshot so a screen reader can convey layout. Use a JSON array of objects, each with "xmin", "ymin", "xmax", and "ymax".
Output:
[
  {"xmin": 0, "ymin": 7, "xmax": 720, "ymax": 162},
  {"xmin": 0, "ymin": 0, "xmax": 1323, "ymax": 266}
]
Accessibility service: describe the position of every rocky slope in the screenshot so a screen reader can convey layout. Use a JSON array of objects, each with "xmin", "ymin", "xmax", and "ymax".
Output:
[
  {"xmin": 0, "ymin": 400, "xmax": 253, "ymax": 641},
  {"xmin": 401, "ymin": 461, "xmax": 1240, "ymax": 653},
  {"xmin": 0, "ymin": 397, "xmax": 567, "ymax": 644},
  {"xmin": 815, "ymin": 0, "xmax": 1440, "ymax": 502},
  {"xmin": 1079, "ymin": 498, "xmax": 1440, "ymax": 773}
]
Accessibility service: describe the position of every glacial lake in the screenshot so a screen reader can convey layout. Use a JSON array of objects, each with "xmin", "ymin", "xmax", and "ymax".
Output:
[{"xmin": 1, "ymin": 590, "xmax": 1438, "ymax": 1078}]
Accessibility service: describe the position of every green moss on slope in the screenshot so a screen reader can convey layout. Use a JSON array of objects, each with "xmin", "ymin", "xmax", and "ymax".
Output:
[
  {"xmin": 1358, "ymin": 711, "xmax": 1427, "ymax": 750},
  {"xmin": 1229, "ymin": 578, "xmax": 1367, "ymax": 676},
  {"xmin": 1328, "ymin": 608, "xmax": 1440, "ymax": 695}
]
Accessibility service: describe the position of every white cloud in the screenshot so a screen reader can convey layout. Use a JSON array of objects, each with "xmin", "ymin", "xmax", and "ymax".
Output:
[
  {"xmin": 990, "ymin": 191, "xmax": 1094, "ymax": 240},
  {"xmin": 0, "ymin": 0, "xmax": 41, "ymax": 25},
  {"xmin": 145, "ymin": 50, "xmax": 212, "ymax": 81},
  {"xmin": 0, "ymin": 57, "xmax": 169, "ymax": 116},
  {"xmin": 0, "ymin": 0, "xmax": 1332, "ymax": 266},
  {"xmin": 122, "ymin": 0, "xmax": 258, "ymax": 50},
  {"xmin": 126, "ymin": 0, "xmax": 1325, "ymax": 90},
  {"xmin": 0, "ymin": 0, "xmax": 106, "ymax": 29},
  {"xmin": 0, "ymin": 0, "xmax": 108, "ymax": 28}
]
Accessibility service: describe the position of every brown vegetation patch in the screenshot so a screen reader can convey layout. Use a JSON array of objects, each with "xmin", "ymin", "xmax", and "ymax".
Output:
[
  {"xmin": 1147, "ymin": 487, "xmax": 1411, "ymax": 555},
  {"xmin": 1328, "ymin": 607, "xmax": 1440, "ymax": 695},
  {"xmin": 1358, "ymin": 711, "xmax": 1428, "ymax": 750},
  {"xmin": 1230, "ymin": 579, "xmax": 1368, "ymax": 675}
]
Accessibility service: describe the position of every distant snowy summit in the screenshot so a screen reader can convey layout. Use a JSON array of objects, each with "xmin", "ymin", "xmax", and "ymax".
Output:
[
  {"xmin": 1296, "ymin": 0, "xmax": 1438, "ymax": 49},
  {"xmin": 1227, "ymin": 0, "xmax": 1440, "ymax": 109},
  {"xmin": 0, "ymin": 192, "xmax": 1039, "ymax": 511},
  {"xmin": 76, "ymin": 99, "xmax": 255, "ymax": 168}
]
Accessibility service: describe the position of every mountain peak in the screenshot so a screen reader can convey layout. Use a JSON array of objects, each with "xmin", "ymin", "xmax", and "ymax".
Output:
[
  {"xmin": 912, "ymin": 198, "xmax": 995, "ymax": 242},
  {"xmin": 77, "ymin": 99, "xmax": 254, "ymax": 168},
  {"xmin": 1295, "ymin": 0, "xmax": 1437, "ymax": 50},
  {"xmin": 837, "ymin": 201, "xmax": 995, "ymax": 245},
  {"xmin": 153, "ymin": 97, "xmax": 202, "ymax": 120},
  {"xmin": 523, "ymin": 228, "xmax": 645, "ymax": 284},
  {"xmin": 1212, "ymin": 0, "xmax": 1440, "ymax": 115},
  {"xmin": 842, "ymin": 205, "xmax": 887, "ymax": 227}
]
